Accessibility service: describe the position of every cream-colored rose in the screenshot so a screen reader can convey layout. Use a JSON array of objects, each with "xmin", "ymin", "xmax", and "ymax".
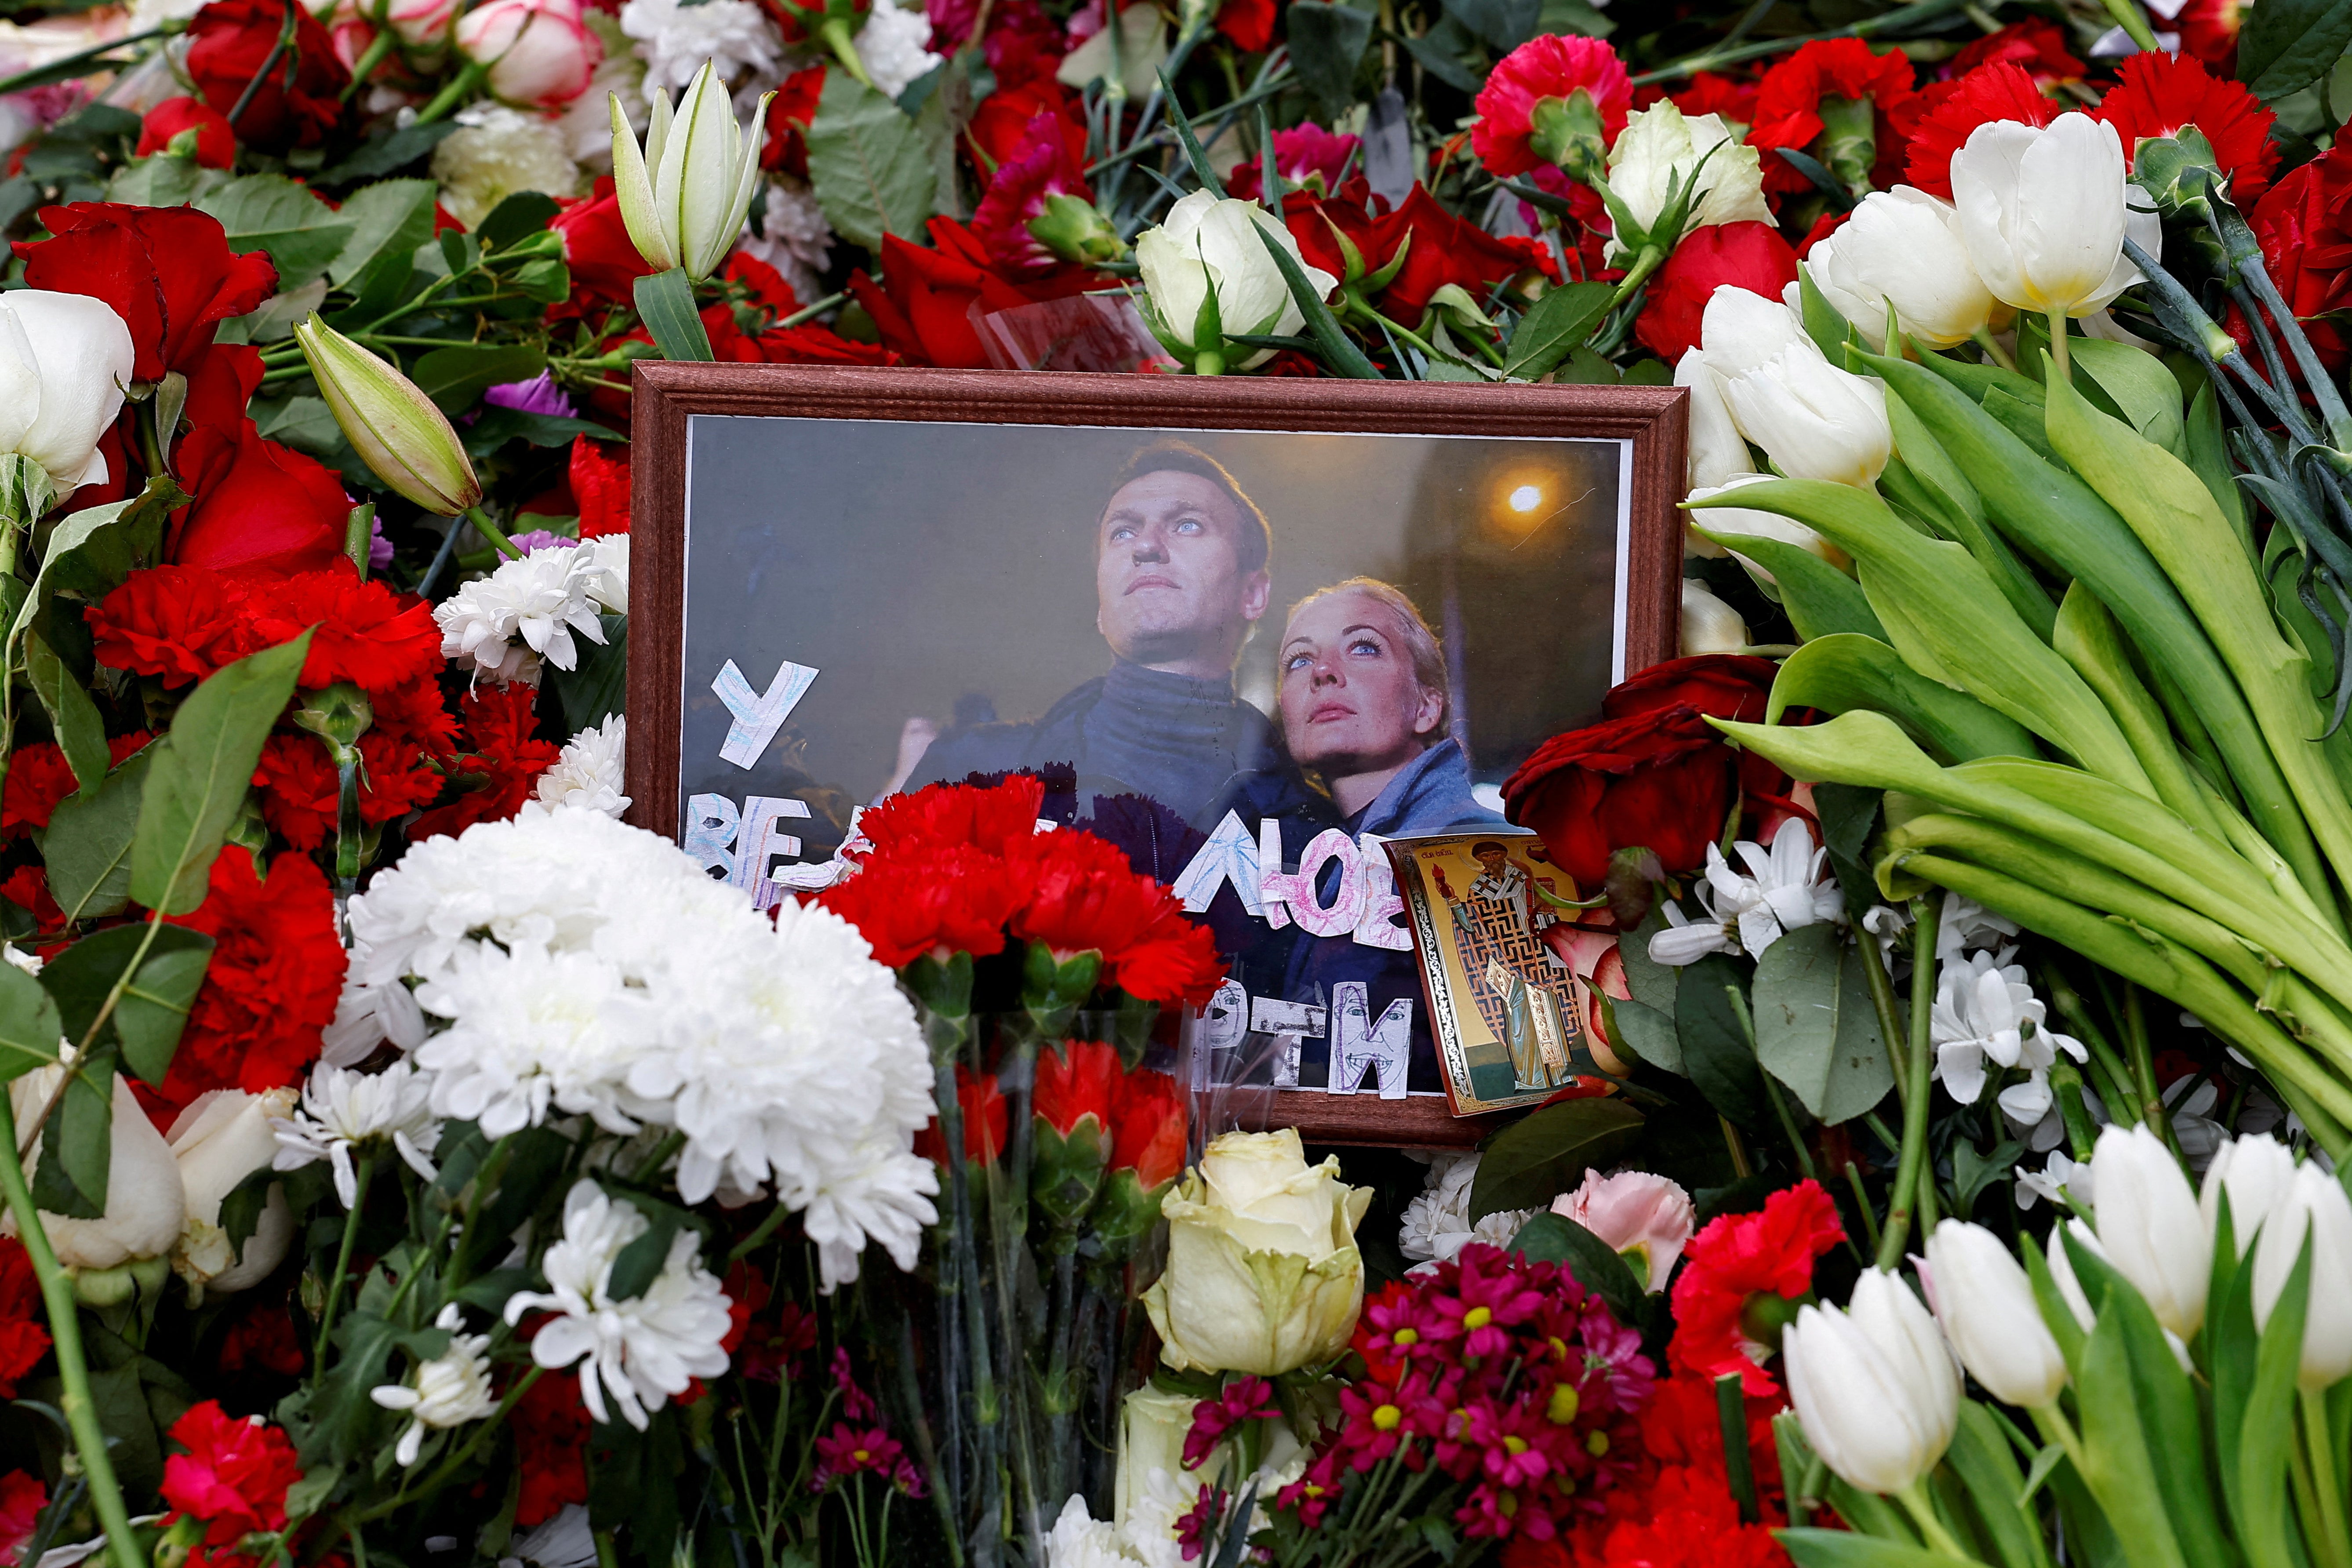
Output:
[
  {"xmin": 4, "ymin": 1063, "xmax": 184, "ymax": 1272},
  {"xmin": 1141, "ymin": 1128, "xmax": 1370, "ymax": 1376},
  {"xmin": 1605, "ymin": 102, "xmax": 1770, "ymax": 260},
  {"xmin": 1115, "ymin": 1384, "xmax": 1196, "ymax": 1528},
  {"xmin": 168, "ymin": 1088, "xmax": 297, "ymax": 1294}
]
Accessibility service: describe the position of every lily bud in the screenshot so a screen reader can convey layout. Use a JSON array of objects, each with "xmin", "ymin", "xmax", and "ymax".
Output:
[
  {"xmin": 611, "ymin": 62, "xmax": 774, "ymax": 282},
  {"xmin": 1951, "ymin": 112, "xmax": 2163, "ymax": 320},
  {"xmin": 2251, "ymin": 1161, "xmax": 2352, "ymax": 1390},
  {"xmin": 1805, "ymin": 189, "xmax": 1995, "ymax": 350},
  {"xmin": 293, "ymin": 314, "xmax": 482, "ymax": 516},
  {"xmin": 2201, "ymin": 1132, "xmax": 2298, "ymax": 1256},
  {"xmin": 1783, "ymin": 1269, "xmax": 1959, "ymax": 1496},
  {"xmin": 2089, "ymin": 1122, "xmax": 2210, "ymax": 1339},
  {"xmin": 1923, "ymin": 1219, "xmax": 2068, "ymax": 1407}
]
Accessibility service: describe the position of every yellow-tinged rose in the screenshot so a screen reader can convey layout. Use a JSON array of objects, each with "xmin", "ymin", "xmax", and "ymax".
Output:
[
  {"xmin": 1115, "ymin": 1385, "xmax": 1196, "ymax": 1528},
  {"xmin": 1141, "ymin": 1128, "xmax": 1371, "ymax": 1376}
]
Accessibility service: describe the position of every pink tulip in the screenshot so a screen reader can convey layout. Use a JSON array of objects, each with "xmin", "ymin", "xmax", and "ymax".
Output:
[
  {"xmin": 1553, "ymin": 1169, "xmax": 1696, "ymax": 1292},
  {"xmin": 454, "ymin": 0, "xmax": 600, "ymax": 108}
]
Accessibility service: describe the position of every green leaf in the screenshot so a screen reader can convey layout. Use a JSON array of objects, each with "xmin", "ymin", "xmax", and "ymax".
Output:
[
  {"xmin": 130, "ymin": 635, "xmax": 311, "ymax": 917},
  {"xmin": 106, "ymin": 153, "xmax": 220, "ymax": 209},
  {"xmin": 464, "ymin": 407, "xmax": 620, "ymax": 458},
  {"xmin": 2237, "ymin": 1234, "xmax": 2310, "ymax": 1568},
  {"xmin": 1750, "ymin": 925, "xmax": 1891, "ymax": 1124},
  {"xmin": 607, "ymin": 1197, "xmax": 684, "ymax": 1302},
  {"xmin": 807, "ymin": 73, "xmax": 938, "ymax": 253},
  {"xmin": 24, "ymin": 633, "xmax": 106, "ymax": 796},
  {"xmin": 1813, "ymin": 781, "xmax": 1880, "ymax": 919},
  {"xmin": 1768, "ymin": 635, "xmax": 2040, "ymax": 765},
  {"xmin": 1619, "ymin": 903, "xmax": 1679, "ymax": 1017},
  {"xmin": 1694, "ymin": 529, "xmax": 1886, "ymax": 643},
  {"xmin": 13, "ymin": 475, "xmax": 186, "ymax": 651},
  {"xmin": 1506, "ymin": 1210, "xmax": 1645, "ymax": 1321},
  {"xmin": 1942, "ymin": 1402, "xmax": 2044, "ymax": 1568},
  {"xmin": 1777, "ymin": 1531, "xmax": 1984, "ymax": 1568},
  {"xmin": 410, "ymin": 343, "xmax": 547, "ymax": 418},
  {"xmin": 0, "ymin": 965, "xmax": 61, "ymax": 1084},
  {"xmin": 325, "ymin": 178, "xmax": 438, "ymax": 287},
  {"xmin": 546, "ymin": 612, "xmax": 627, "ymax": 733},
  {"xmin": 40, "ymin": 922, "xmax": 215, "ymax": 1086},
  {"xmin": 315, "ymin": 120, "xmax": 458, "ymax": 185},
  {"xmin": 1394, "ymin": 22, "xmax": 1486, "ymax": 92},
  {"xmin": 194, "ymin": 173, "xmax": 358, "ymax": 291},
  {"xmin": 1286, "ymin": 1, "xmax": 1373, "ymax": 115},
  {"xmin": 479, "ymin": 190, "xmax": 563, "ymax": 251},
  {"xmin": 1605, "ymin": 994, "xmax": 1683, "ymax": 1074},
  {"xmin": 29, "ymin": 1042, "xmax": 116, "ymax": 1219},
  {"xmin": 1465, "ymin": 1095, "xmax": 1645, "ymax": 1219},
  {"xmin": 1504, "ymin": 281, "xmax": 1615, "ymax": 382},
  {"xmin": 80, "ymin": 1360, "xmax": 162, "ymax": 1497},
  {"xmin": 2072, "ymin": 337, "xmax": 2186, "ymax": 457},
  {"xmin": 1677, "ymin": 952, "xmax": 1765, "ymax": 1127},
  {"xmin": 2064, "ymin": 1231, "xmax": 2193, "ymax": 1568},
  {"xmin": 1441, "ymin": 0, "xmax": 1538, "ymax": 49},
  {"xmin": 45, "ymin": 744, "xmax": 154, "ymax": 924},
  {"xmin": 2239, "ymin": 0, "xmax": 2352, "ymax": 100},
  {"xmin": 632, "ymin": 269, "xmax": 715, "ymax": 362}
]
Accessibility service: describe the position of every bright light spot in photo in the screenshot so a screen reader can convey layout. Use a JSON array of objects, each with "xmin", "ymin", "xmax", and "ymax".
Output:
[{"xmin": 1507, "ymin": 484, "xmax": 1543, "ymax": 514}]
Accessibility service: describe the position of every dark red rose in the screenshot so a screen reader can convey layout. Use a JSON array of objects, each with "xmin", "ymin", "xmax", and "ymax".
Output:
[
  {"xmin": 1285, "ymin": 180, "xmax": 1557, "ymax": 324},
  {"xmin": 185, "ymin": 0, "xmax": 348, "ymax": 150},
  {"xmin": 14, "ymin": 204, "xmax": 276, "ymax": 381},
  {"xmin": 1949, "ymin": 18, "xmax": 2084, "ymax": 84},
  {"xmin": 760, "ymin": 64, "xmax": 829, "ymax": 177},
  {"xmin": 551, "ymin": 177, "xmax": 653, "ymax": 313},
  {"xmin": 847, "ymin": 217, "xmax": 1098, "ymax": 368},
  {"xmin": 136, "ymin": 97, "xmax": 237, "ymax": 167},
  {"xmin": 2243, "ymin": 143, "xmax": 2352, "ymax": 371},
  {"xmin": 1635, "ymin": 222, "xmax": 1799, "ymax": 363},
  {"xmin": 1603, "ymin": 654, "xmax": 1779, "ymax": 723},
  {"xmin": 167, "ymin": 346, "xmax": 350, "ymax": 575}
]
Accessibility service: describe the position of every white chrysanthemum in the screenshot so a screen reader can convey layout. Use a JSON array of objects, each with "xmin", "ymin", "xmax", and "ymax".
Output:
[
  {"xmin": 620, "ymin": 0, "xmax": 785, "ymax": 93},
  {"xmin": 2, "ymin": 943, "xmax": 40, "ymax": 977},
  {"xmin": 580, "ymin": 534, "xmax": 628, "ymax": 612},
  {"xmin": 504, "ymin": 1180, "xmax": 732, "ymax": 1430},
  {"xmin": 855, "ymin": 0, "xmax": 942, "ymax": 98},
  {"xmin": 326, "ymin": 808, "xmax": 937, "ymax": 1289},
  {"xmin": 1396, "ymin": 1151, "xmax": 1537, "ymax": 1271},
  {"xmin": 500, "ymin": 1506, "xmax": 599, "ymax": 1568},
  {"xmin": 434, "ymin": 541, "xmax": 616, "ymax": 685},
  {"xmin": 738, "ymin": 176, "xmax": 835, "ymax": 302},
  {"xmin": 529, "ymin": 713, "xmax": 630, "ymax": 819},
  {"xmin": 430, "ymin": 105, "xmax": 584, "ymax": 231},
  {"xmin": 563, "ymin": 11, "xmax": 643, "ymax": 167},
  {"xmin": 273, "ymin": 1060, "xmax": 442, "ymax": 1208},
  {"xmin": 371, "ymin": 1303, "xmax": 502, "ymax": 1466}
]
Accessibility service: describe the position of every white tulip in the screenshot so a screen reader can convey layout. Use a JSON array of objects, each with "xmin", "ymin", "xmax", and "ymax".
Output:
[
  {"xmin": 1605, "ymin": 102, "xmax": 1770, "ymax": 258},
  {"xmin": 1718, "ymin": 343, "xmax": 1892, "ymax": 487},
  {"xmin": 2089, "ymin": 1122, "xmax": 2210, "ymax": 1338},
  {"xmin": 1784, "ymin": 1269, "xmax": 1959, "ymax": 1496},
  {"xmin": 2202, "ymin": 1132, "xmax": 2299, "ymax": 1256},
  {"xmin": 1698, "ymin": 287, "xmax": 1810, "ymax": 375},
  {"xmin": 4, "ymin": 1065, "xmax": 183, "ymax": 1273},
  {"xmin": 1806, "ymin": 189, "xmax": 1996, "ymax": 349},
  {"xmin": 2251, "ymin": 1162, "xmax": 2352, "ymax": 1390},
  {"xmin": 1680, "ymin": 578, "xmax": 1748, "ymax": 655},
  {"xmin": 1950, "ymin": 114, "xmax": 2163, "ymax": 320},
  {"xmin": 1676, "ymin": 347, "xmax": 1753, "ymax": 499},
  {"xmin": 1923, "ymin": 1219, "xmax": 2068, "ymax": 1407},
  {"xmin": 1686, "ymin": 473, "xmax": 1848, "ymax": 582},
  {"xmin": 2043, "ymin": 1219, "xmax": 2101, "ymax": 1331},
  {"xmin": 0, "ymin": 290, "xmax": 134, "ymax": 495},
  {"xmin": 611, "ymin": 61, "xmax": 774, "ymax": 281},
  {"xmin": 1134, "ymin": 192, "xmax": 1338, "ymax": 372},
  {"xmin": 168, "ymin": 1089, "xmax": 298, "ymax": 1294}
]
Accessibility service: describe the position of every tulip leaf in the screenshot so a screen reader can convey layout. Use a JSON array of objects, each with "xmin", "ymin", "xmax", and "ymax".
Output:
[
  {"xmin": 2062, "ymin": 1231, "xmax": 2195, "ymax": 1568},
  {"xmin": 2238, "ymin": 1235, "xmax": 2312, "ymax": 1568},
  {"xmin": 1465, "ymin": 1095, "xmax": 1643, "ymax": 1219},
  {"xmin": 1942, "ymin": 1402, "xmax": 2044, "ymax": 1568},
  {"xmin": 2205, "ymin": 1200, "xmax": 2263, "ymax": 1554},
  {"xmin": 2072, "ymin": 337, "xmax": 2187, "ymax": 458},
  {"xmin": 1503, "ymin": 281, "xmax": 1615, "ymax": 382},
  {"xmin": 1287, "ymin": 2, "xmax": 1374, "ymax": 116},
  {"xmin": 1749, "ymin": 924, "xmax": 1891, "ymax": 1126},
  {"xmin": 28, "ymin": 1041, "xmax": 116, "ymax": 1221},
  {"xmin": 40, "ymin": 921, "xmax": 216, "ymax": 1087},
  {"xmin": 44, "ymin": 743, "xmax": 155, "ymax": 925},
  {"xmin": 1690, "ymin": 528, "xmax": 1884, "ymax": 644},
  {"xmin": 807, "ymin": 73, "xmax": 939, "ymax": 254},
  {"xmin": 1505, "ymin": 1211, "xmax": 1644, "ymax": 1321},
  {"xmin": 1769, "ymin": 635, "xmax": 2041, "ymax": 765},
  {"xmin": 1775, "ymin": 1532, "xmax": 1983, "ymax": 1568},
  {"xmin": 0, "ymin": 964, "xmax": 60, "ymax": 1085},
  {"xmin": 325, "ymin": 178, "xmax": 438, "ymax": 288},
  {"xmin": 24, "ymin": 633, "xmax": 105, "ymax": 798},
  {"xmin": 195, "ymin": 173, "xmax": 358, "ymax": 291},
  {"xmin": 411, "ymin": 343, "xmax": 547, "ymax": 419},
  {"xmin": 2239, "ymin": 0, "xmax": 2352, "ymax": 101},
  {"xmin": 130, "ymin": 634, "xmax": 311, "ymax": 917}
]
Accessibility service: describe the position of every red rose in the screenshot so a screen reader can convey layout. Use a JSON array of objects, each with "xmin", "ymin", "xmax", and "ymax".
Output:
[
  {"xmin": 1472, "ymin": 34, "xmax": 1632, "ymax": 178},
  {"xmin": 160, "ymin": 847, "xmax": 344, "ymax": 1104},
  {"xmin": 2176, "ymin": 0, "xmax": 2242, "ymax": 71},
  {"xmin": 0, "ymin": 1240, "xmax": 48, "ymax": 1401},
  {"xmin": 160, "ymin": 1401, "xmax": 304, "ymax": 1545},
  {"xmin": 1748, "ymin": 38, "xmax": 1918, "ymax": 196},
  {"xmin": 408, "ymin": 684, "xmax": 561, "ymax": 842},
  {"xmin": 14, "ymin": 204, "xmax": 276, "ymax": 382},
  {"xmin": 1229, "ymin": 122, "xmax": 1361, "ymax": 201},
  {"xmin": 136, "ymin": 97, "xmax": 238, "ymax": 168},
  {"xmin": 1903, "ymin": 62, "xmax": 2058, "ymax": 200},
  {"xmin": 1374, "ymin": 183, "xmax": 1559, "ymax": 321},
  {"xmin": 847, "ymin": 217, "xmax": 1099, "ymax": 368},
  {"xmin": 967, "ymin": 76, "xmax": 1084, "ymax": 172},
  {"xmin": 1668, "ymin": 1180, "xmax": 1845, "ymax": 1395},
  {"xmin": 1603, "ymin": 653, "xmax": 1779, "ymax": 722},
  {"xmin": 168, "ymin": 346, "xmax": 351, "ymax": 575},
  {"xmin": 2090, "ymin": 50, "xmax": 2279, "ymax": 202},
  {"xmin": 551, "ymin": 178, "xmax": 653, "ymax": 313},
  {"xmin": 185, "ymin": 0, "xmax": 348, "ymax": 150},
  {"xmin": 1635, "ymin": 222, "xmax": 1799, "ymax": 362},
  {"xmin": 1949, "ymin": 18, "xmax": 2085, "ymax": 84},
  {"xmin": 2246, "ymin": 144, "xmax": 2352, "ymax": 370},
  {"xmin": 760, "ymin": 64, "xmax": 829, "ymax": 177},
  {"xmin": 570, "ymin": 435, "xmax": 631, "ymax": 537}
]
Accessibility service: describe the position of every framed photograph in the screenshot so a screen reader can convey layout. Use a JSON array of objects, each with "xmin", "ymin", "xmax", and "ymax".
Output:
[{"xmin": 626, "ymin": 364, "xmax": 1684, "ymax": 1147}]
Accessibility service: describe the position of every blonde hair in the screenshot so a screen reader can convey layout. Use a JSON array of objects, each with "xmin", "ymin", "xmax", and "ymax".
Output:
[{"xmin": 1283, "ymin": 577, "xmax": 1451, "ymax": 734}]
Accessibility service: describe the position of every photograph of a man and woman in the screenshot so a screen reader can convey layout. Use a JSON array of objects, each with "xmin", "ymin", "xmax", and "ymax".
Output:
[{"xmin": 674, "ymin": 414, "xmax": 1632, "ymax": 1116}]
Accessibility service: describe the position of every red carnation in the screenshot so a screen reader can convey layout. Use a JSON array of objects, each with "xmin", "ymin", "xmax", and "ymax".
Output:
[
  {"xmin": 855, "ymin": 774, "xmax": 1047, "ymax": 862},
  {"xmin": 1667, "ymin": 72, "xmax": 1759, "ymax": 131},
  {"xmin": 1472, "ymin": 34, "xmax": 1632, "ymax": 178},
  {"xmin": 1949, "ymin": 17, "xmax": 2085, "ymax": 84},
  {"xmin": 185, "ymin": 0, "xmax": 347, "ymax": 150},
  {"xmin": 160, "ymin": 1401, "xmax": 304, "ymax": 1546},
  {"xmin": 967, "ymin": 76, "xmax": 1085, "ymax": 172},
  {"xmin": 2090, "ymin": 50, "xmax": 2279, "ymax": 202},
  {"xmin": 912, "ymin": 1064, "xmax": 1009, "ymax": 1166},
  {"xmin": 160, "ymin": 848, "xmax": 344, "ymax": 1105},
  {"xmin": 570, "ymin": 436, "xmax": 632, "ymax": 538},
  {"xmin": 1109, "ymin": 1066, "xmax": 1185, "ymax": 1188},
  {"xmin": 1034, "ymin": 1037, "xmax": 1122, "ymax": 1135},
  {"xmin": 1, "ymin": 733, "xmax": 152, "ymax": 840},
  {"xmin": 136, "ymin": 97, "xmax": 237, "ymax": 168},
  {"xmin": 217, "ymin": 1304, "xmax": 305, "ymax": 1376},
  {"xmin": 513, "ymin": 1370, "xmax": 591, "ymax": 1526},
  {"xmin": 1634, "ymin": 221, "xmax": 1797, "ymax": 363},
  {"xmin": 14, "ymin": 204, "xmax": 276, "ymax": 382},
  {"xmin": 1747, "ymin": 38, "xmax": 1917, "ymax": 196},
  {"xmin": 86, "ymin": 565, "xmax": 249, "ymax": 688},
  {"xmin": 408, "ymin": 685, "xmax": 562, "ymax": 842},
  {"xmin": 1213, "ymin": 0, "xmax": 1274, "ymax": 50},
  {"xmin": 1013, "ymin": 830, "xmax": 1225, "ymax": 1005},
  {"xmin": 2246, "ymin": 143, "xmax": 2352, "ymax": 370},
  {"xmin": 1667, "ymin": 1180, "xmax": 1845, "ymax": 1395},
  {"xmin": 0, "ymin": 1239, "xmax": 49, "ymax": 1400},
  {"xmin": 760, "ymin": 64, "xmax": 829, "ymax": 177},
  {"xmin": 255, "ymin": 570, "xmax": 442, "ymax": 694},
  {"xmin": 0, "ymin": 1470, "xmax": 44, "ymax": 1568},
  {"xmin": 971, "ymin": 112, "xmax": 1100, "ymax": 276},
  {"xmin": 1903, "ymin": 62, "xmax": 2059, "ymax": 200},
  {"xmin": 818, "ymin": 848, "xmax": 1029, "ymax": 966},
  {"xmin": 2175, "ymin": 0, "xmax": 2243, "ymax": 70}
]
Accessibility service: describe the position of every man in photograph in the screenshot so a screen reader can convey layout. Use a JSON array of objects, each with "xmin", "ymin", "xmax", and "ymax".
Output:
[{"xmin": 907, "ymin": 440, "xmax": 1279, "ymax": 824}]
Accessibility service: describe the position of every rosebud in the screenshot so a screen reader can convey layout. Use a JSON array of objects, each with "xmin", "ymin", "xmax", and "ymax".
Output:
[
  {"xmin": 1134, "ymin": 191, "xmax": 1338, "ymax": 374},
  {"xmin": 293, "ymin": 314, "xmax": 482, "ymax": 516},
  {"xmin": 2089, "ymin": 1122, "xmax": 2210, "ymax": 1339},
  {"xmin": 1782, "ymin": 1269, "xmax": 1959, "ymax": 1496},
  {"xmin": 453, "ymin": 0, "xmax": 601, "ymax": 108},
  {"xmin": 1922, "ymin": 1219, "xmax": 2068, "ymax": 1407},
  {"xmin": 2251, "ymin": 1161, "xmax": 2352, "ymax": 1390},
  {"xmin": 611, "ymin": 61, "xmax": 774, "ymax": 282},
  {"xmin": 1604, "ymin": 103, "xmax": 1770, "ymax": 261}
]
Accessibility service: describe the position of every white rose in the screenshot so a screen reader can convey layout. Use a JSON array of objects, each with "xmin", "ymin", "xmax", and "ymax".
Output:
[
  {"xmin": 1605, "ymin": 102, "xmax": 1770, "ymax": 259},
  {"xmin": 0, "ymin": 290, "xmax": 135, "ymax": 494},
  {"xmin": 168, "ymin": 1088, "xmax": 298, "ymax": 1293},
  {"xmin": 1134, "ymin": 192, "xmax": 1338, "ymax": 371},
  {"xmin": 5, "ymin": 1065, "xmax": 184, "ymax": 1272}
]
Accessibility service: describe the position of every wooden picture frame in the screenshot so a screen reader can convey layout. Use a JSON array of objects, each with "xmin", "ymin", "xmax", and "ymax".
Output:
[{"xmin": 626, "ymin": 363, "xmax": 1685, "ymax": 1149}]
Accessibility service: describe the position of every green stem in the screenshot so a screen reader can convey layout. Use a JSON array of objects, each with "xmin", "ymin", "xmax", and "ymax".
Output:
[
  {"xmin": 1895, "ymin": 1477, "xmax": 1978, "ymax": 1561},
  {"xmin": 2097, "ymin": 0, "xmax": 2162, "ymax": 54},
  {"xmin": 1843, "ymin": 1160, "xmax": 1883, "ymax": 1256},
  {"xmin": 2122, "ymin": 984, "xmax": 2180, "ymax": 1159},
  {"xmin": 1861, "ymin": 930, "xmax": 1911, "ymax": 1113},
  {"xmin": 777, "ymin": 291, "xmax": 847, "ymax": 329},
  {"xmin": 464, "ymin": 506, "xmax": 523, "ymax": 560},
  {"xmin": 338, "ymin": 27, "xmax": 396, "ymax": 101},
  {"xmin": 0, "ymin": 25, "xmax": 168, "ymax": 97},
  {"xmin": 0, "ymin": 1095, "xmax": 142, "ymax": 1568},
  {"xmin": 2304, "ymin": 1387, "xmax": 2352, "ymax": 1568},
  {"xmin": 1972, "ymin": 326, "xmax": 2016, "ymax": 373},
  {"xmin": 314, "ymin": 1152, "xmax": 377, "ymax": 1365},
  {"xmin": 2047, "ymin": 311, "xmax": 2072, "ymax": 383},
  {"xmin": 1630, "ymin": 0, "xmax": 1967, "ymax": 82},
  {"xmin": 412, "ymin": 57, "xmax": 491, "ymax": 124},
  {"xmin": 1879, "ymin": 894, "xmax": 1941, "ymax": 1269}
]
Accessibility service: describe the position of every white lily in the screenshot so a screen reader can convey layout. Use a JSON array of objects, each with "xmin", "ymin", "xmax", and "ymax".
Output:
[{"xmin": 611, "ymin": 60, "xmax": 774, "ymax": 281}]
